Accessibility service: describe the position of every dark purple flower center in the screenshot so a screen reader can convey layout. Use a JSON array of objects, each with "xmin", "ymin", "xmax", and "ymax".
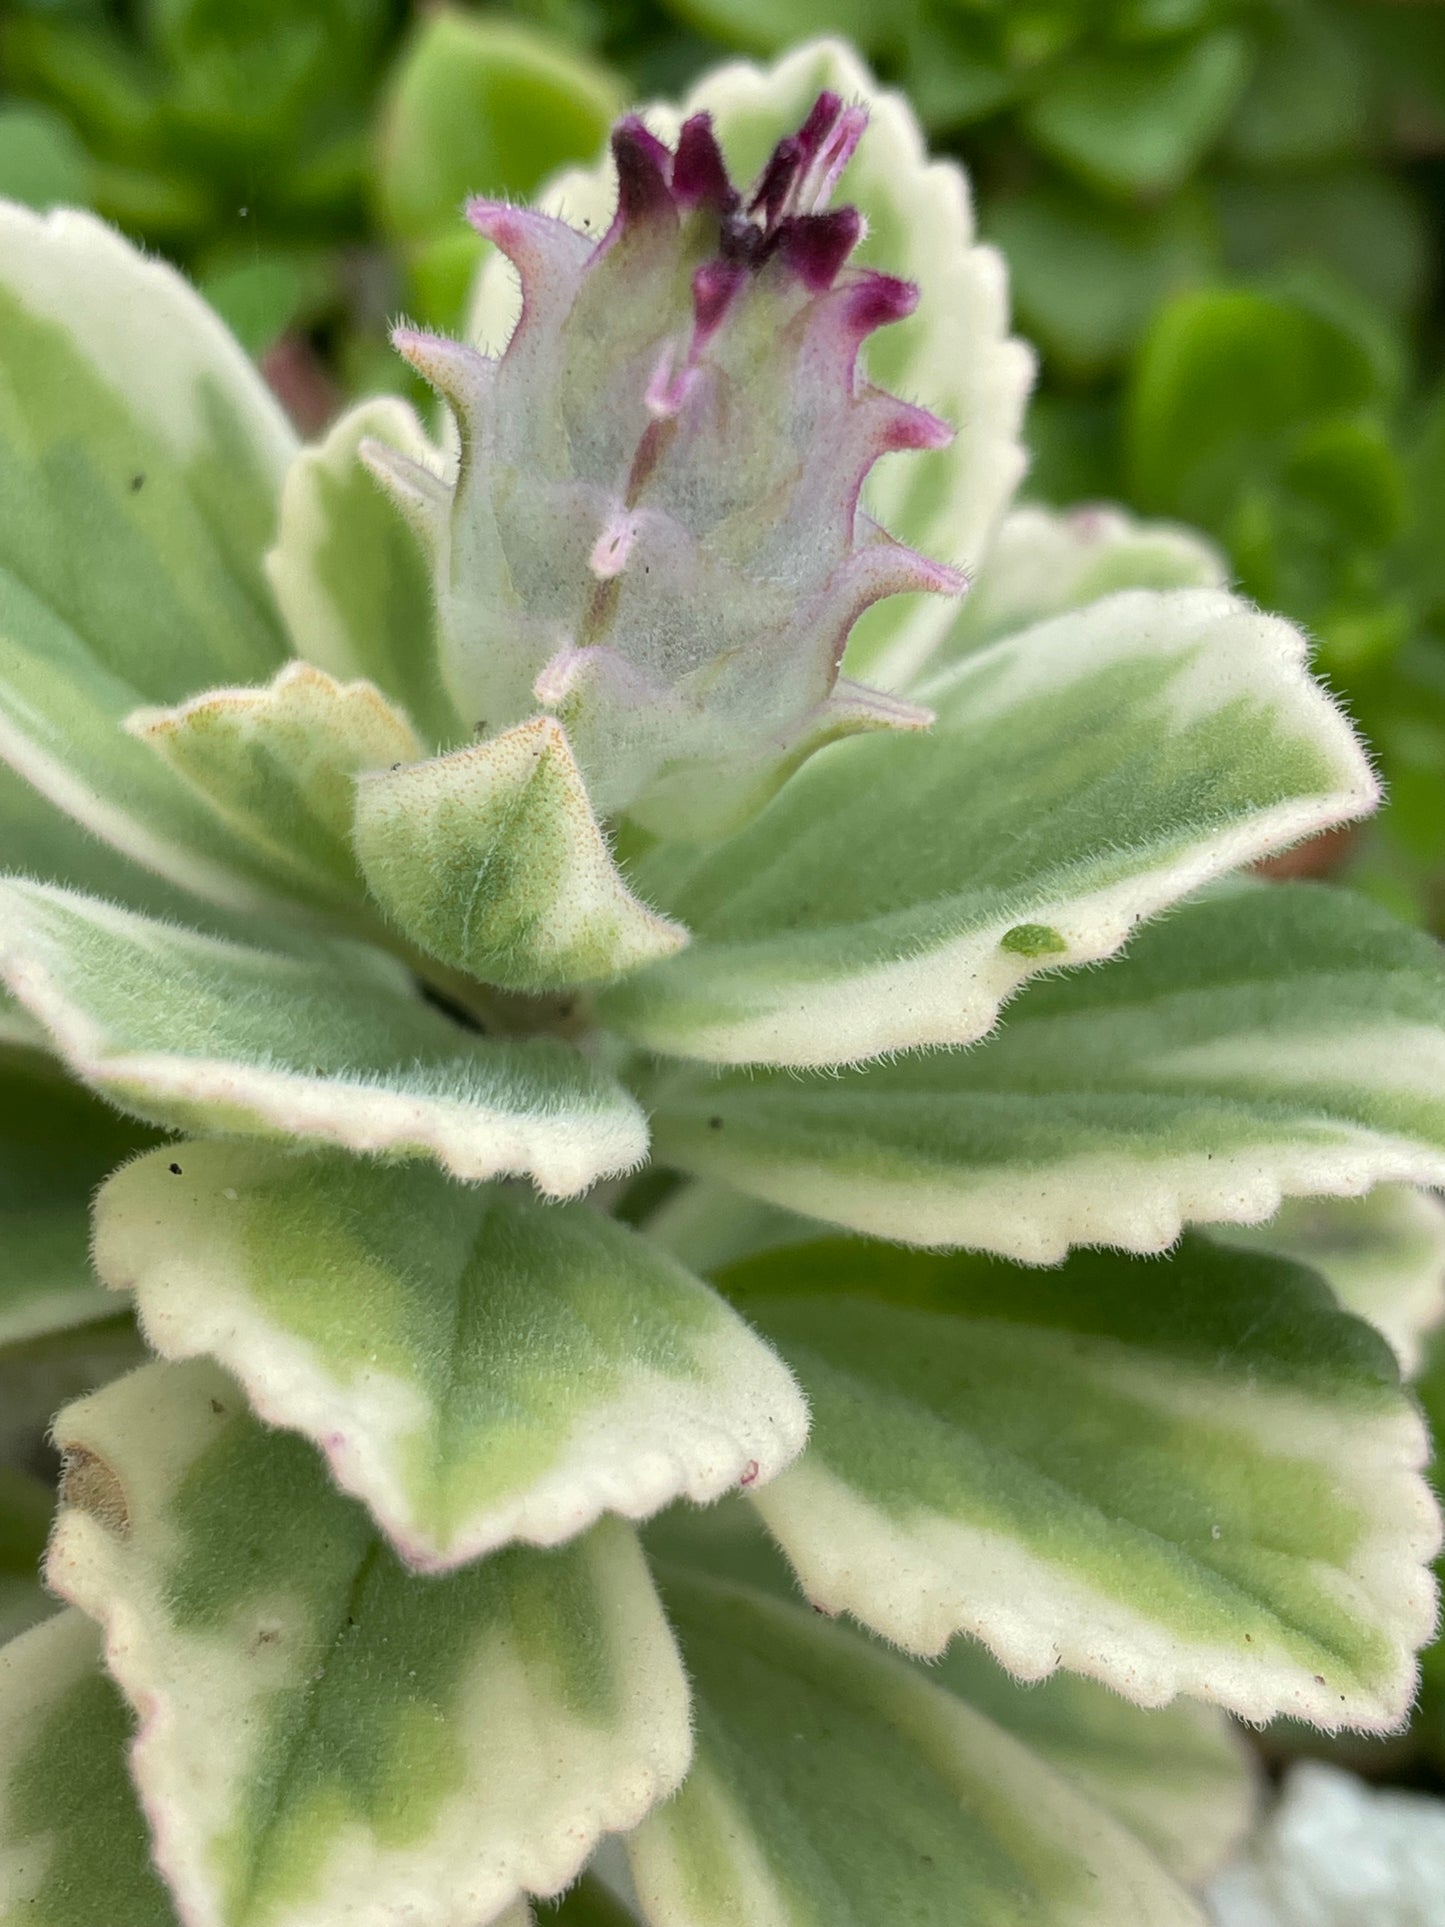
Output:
[{"xmin": 610, "ymin": 91, "xmax": 890, "ymax": 298}]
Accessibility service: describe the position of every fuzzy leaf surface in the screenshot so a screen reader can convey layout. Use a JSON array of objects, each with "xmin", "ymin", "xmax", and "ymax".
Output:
[
  {"xmin": 652, "ymin": 1503, "xmax": 1255, "ymax": 1893},
  {"xmin": 0, "ymin": 203, "xmax": 304, "ymax": 911},
  {"xmin": 0, "ymin": 1051, "xmax": 159, "ymax": 1347},
  {"xmin": 0, "ymin": 1608, "xmax": 180, "ymax": 1927},
  {"xmin": 603, "ymin": 591, "xmax": 1373, "ymax": 1068},
  {"xmin": 627, "ymin": 1545, "xmax": 1204, "ymax": 1927},
  {"xmin": 934, "ymin": 1641, "xmax": 1255, "ymax": 1889},
  {"xmin": 355, "ymin": 719, "xmax": 687, "ymax": 993},
  {"xmin": 46, "ymin": 1360, "xmax": 692, "ymax": 1927},
  {"xmin": 728, "ymin": 1234, "xmax": 1438, "ymax": 1725},
  {"xmin": 94, "ymin": 1143, "xmax": 807, "ymax": 1569},
  {"xmin": 265, "ymin": 397, "xmax": 462, "ymax": 751},
  {"xmin": 936, "ymin": 504, "xmax": 1224, "ymax": 664},
  {"xmin": 0, "ymin": 760, "xmax": 237, "ymax": 936},
  {"xmin": 1212, "ymin": 1187, "xmax": 1445, "ymax": 1376},
  {"xmin": 0, "ymin": 881, "xmax": 646, "ymax": 1196},
  {"xmin": 129, "ymin": 663, "xmax": 423, "ymax": 917},
  {"xmin": 650, "ymin": 884, "xmax": 1445, "ymax": 1258}
]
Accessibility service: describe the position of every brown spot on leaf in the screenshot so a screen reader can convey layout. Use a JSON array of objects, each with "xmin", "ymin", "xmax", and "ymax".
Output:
[{"xmin": 60, "ymin": 1446, "xmax": 132, "ymax": 1538}]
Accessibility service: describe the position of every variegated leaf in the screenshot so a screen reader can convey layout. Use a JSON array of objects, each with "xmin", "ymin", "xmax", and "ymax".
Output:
[
  {"xmin": 652, "ymin": 1500, "xmax": 1255, "ymax": 1894},
  {"xmin": 1213, "ymin": 1186, "xmax": 1445, "ymax": 1376},
  {"xmin": 645, "ymin": 1178, "xmax": 823, "ymax": 1276},
  {"xmin": 650, "ymin": 883, "xmax": 1445, "ymax": 1259},
  {"xmin": 1, "ymin": 759, "xmax": 349, "ymax": 1053},
  {"xmin": 935, "ymin": 1641, "xmax": 1256, "ymax": 1889},
  {"xmin": 0, "ymin": 202, "xmax": 304, "ymax": 912},
  {"xmin": 47, "ymin": 1359, "xmax": 692, "ymax": 1927},
  {"xmin": 602, "ymin": 591, "xmax": 1373, "ymax": 1068},
  {"xmin": 266, "ymin": 397, "xmax": 464, "ymax": 752},
  {"xmin": 354, "ymin": 719, "xmax": 688, "ymax": 993},
  {"xmin": 730, "ymin": 1233, "xmax": 1439, "ymax": 1726},
  {"xmin": 0, "ymin": 758, "xmax": 230, "ymax": 935},
  {"xmin": 466, "ymin": 39, "xmax": 1033, "ymax": 694},
  {"xmin": 0, "ymin": 1050, "xmax": 159, "ymax": 1347},
  {"xmin": 629, "ymin": 1524, "xmax": 1204, "ymax": 1927},
  {"xmin": 94, "ymin": 1142, "xmax": 807, "ymax": 1569},
  {"xmin": 0, "ymin": 1608, "xmax": 180, "ymax": 1926},
  {"xmin": 128, "ymin": 662, "xmax": 423, "ymax": 918},
  {"xmin": 937, "ymin": 502, "xmax": 1225, "ymax": 664},
  {"xmin": 0, "ymin": 880, "xmax": 646, "ymax": 1196}
]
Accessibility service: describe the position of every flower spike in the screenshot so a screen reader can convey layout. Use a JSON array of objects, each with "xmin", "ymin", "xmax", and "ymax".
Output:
[{"xmin": 402, "ymin": 92, "xmax": 963, "ymax": 838}]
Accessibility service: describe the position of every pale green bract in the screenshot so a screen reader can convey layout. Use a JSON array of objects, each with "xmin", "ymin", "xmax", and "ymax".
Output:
[{"xmin": 1, "ymin": 34, "xmax": 1444, "ymax": 1927}]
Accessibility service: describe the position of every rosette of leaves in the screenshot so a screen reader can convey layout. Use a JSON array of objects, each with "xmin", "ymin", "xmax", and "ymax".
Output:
[{"xmin": 3, "ymin": 38, "xmax": 1445, "ymax": 1927}]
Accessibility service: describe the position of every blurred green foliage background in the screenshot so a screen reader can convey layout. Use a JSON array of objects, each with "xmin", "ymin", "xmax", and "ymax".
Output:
[{"xmin": 1, "ymin": 0, "xmax": 1442, "ymax": 927}]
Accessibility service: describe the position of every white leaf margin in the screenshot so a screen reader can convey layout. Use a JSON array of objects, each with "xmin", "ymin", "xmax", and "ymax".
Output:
[
  {"xmin": 752, "ymin": 1354, "xmax": 1441, "ymax": 1729},
  {"xmin": 0, "ymin": 882, "xmax": 648, "ymax": 1199},
  {"xmin": 93, "ymin": 1143, "xmax": 809, "ymax": 1573},
  {"xmin": 619, "ymin": 589, "xmax": 1379, "ymax": 1070}
]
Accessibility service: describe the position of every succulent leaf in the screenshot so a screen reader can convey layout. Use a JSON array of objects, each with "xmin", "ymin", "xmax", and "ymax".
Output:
[
  {"xmin": 649, "ymin": 883, "xmax": 1445, "ymax": 1256},
  {"xmin": 267, "ymin": 397, "xmax": 465, "ymax": 753},
  {"xmin": 383, "ymin": 88, "xmax": 961, "ymax": 838},
  {"xmin": 1213, "ymin": 1186, "xmax": 1445, "ymax": 1376},
  {"xmin": 729, "ymin": 1233, "xmax": 1439, "ymax": 1724},
  {"xmin": 1, "ymin": 33, "xmax": 1443, "ymax": 1927},
  {"xmin": 0, "ymin": 202, "xmax": 304, "ymax": 913},
  {"xmin": 93, "ymin": 1142, "xmax": 808, "ymax": 1570},
  {"xmin": 0, "ymin": 1609, "xmax": 180, "ymax": 1927},
  {"xmin": 0, "ymin": 880, "xmax": 646, "ymax": 1195},
  {"xmin": 630, "ymin": 1524, "xmax": 1206, "ymax": 1927},
  {"xmin": 933, "ymin": 1641, "xmax": 1257, "ymax": 1889},
  {"xmin": 936, "ymin": 502, "xmax": 1226, "ymax": 664},
  {"xmin": 605, "ymin": 590, "xmax": 1375, "ymax": 1068},
  {"xmin": 46, "ymin": 1360, "xmax": 693, "ymax": 1927}
]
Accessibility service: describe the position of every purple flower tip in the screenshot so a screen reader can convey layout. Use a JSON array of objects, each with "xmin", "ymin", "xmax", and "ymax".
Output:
[
  {"xmin": 781, "ymin": 208, "xmax": 864, "ymax": 292},
  {"xmin": 673, "ymin": 114, "xmax": 739, "ymax": 213},
  {"xmin": 604, "ymin": 92, "xmax": 881, "ymax": 306},
  {"xmin": 611, "ymin": 117, "xmax": 675, "ymax": 224}
]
